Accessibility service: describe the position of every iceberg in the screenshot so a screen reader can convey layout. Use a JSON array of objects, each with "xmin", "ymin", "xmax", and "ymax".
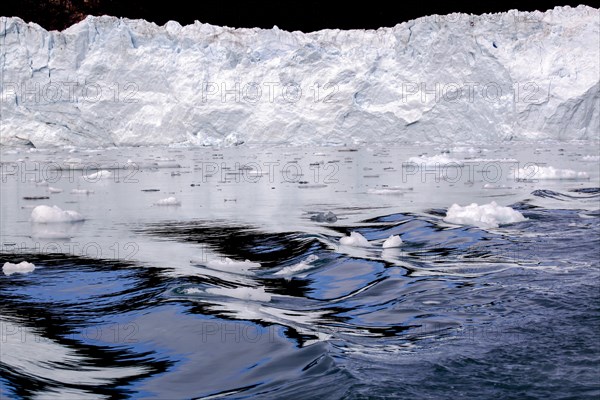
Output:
[
  {"xmin": 382, "ymin": 235, "xmax": 403, "ymax": 248},
  {"xmin": 516, "ymin": 165, "xmax": 590, "ymax": 180},
  {"xmin": 3, "ymin": 261, "xmax": 36, "ymax": 276},
  {"xmin": 0, "ymin": 6, "xmax": 598, "ymax": 148},
  {"xmin": 154, "ymin": 196, "xmax": 181, "ymax": 206},
  {"xmin": 340, "ymin": 232, "xmax": 372, "ymax": 247},
  {"xmin": 444, "ymin": 201, "xmax": 527, "ymax": 228},
  {"xmin": 30, "ymin": 205, "xmax": 85, "ymax": 223}
]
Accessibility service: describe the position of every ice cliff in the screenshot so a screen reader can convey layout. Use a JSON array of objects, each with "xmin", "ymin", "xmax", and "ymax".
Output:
[{"xmin": 0, "ymin": 6, "xmax": 598, "ymax": 147}]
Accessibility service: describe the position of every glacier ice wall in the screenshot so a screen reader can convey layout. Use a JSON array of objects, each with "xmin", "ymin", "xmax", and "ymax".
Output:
[{"xmin": 0, "ymin": 6, "xmax": 598, "ymax": 147}]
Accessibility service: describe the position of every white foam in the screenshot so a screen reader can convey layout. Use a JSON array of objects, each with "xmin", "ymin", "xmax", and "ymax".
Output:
[
  {"xmin": 206, "ymin": 286, "xmax": 271, "ymax": 302},
  {"xmin": 182, "ymin": 287, "xmax": 204, "ymax": 295},
  {"xmin": 48, "ymin": 186, "xmax": 63, "ymax": 193},
  {"xmin": 517, "ymin": 165, "xmax": 589, "ymax": 180},
  {"xmin": 154, "ymin": 196, "xmax": 181, "ymax": 206},
  {"xmin": 202, "ymin": 257, "xmax": 261, "ymax": 274},
  {"xmin": 3, "ymin": 261, "xmax": 36, "ymax": 276},
  {"xmin": 274, "ymin": 255, "xmax": 319, "ymax": 276},
  {"xmin": 444, "ymin": 201, "xmax": 527, "ymax": 228},
  {"xmin": 382, "ymin": 235, "xmax": 403, "ymax": 248},
  {"xmin": 340, "ymin": 232, "xmax": 372, "ymax": 247},
  {"xmin": 30, "ymin": 205, "xmax": 85, "ymax": 223}
]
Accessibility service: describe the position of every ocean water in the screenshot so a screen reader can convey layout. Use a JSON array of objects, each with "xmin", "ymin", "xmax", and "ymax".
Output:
[{"xmin": 1, "ymin": 142, "xmax": 599, "ymax": 399}]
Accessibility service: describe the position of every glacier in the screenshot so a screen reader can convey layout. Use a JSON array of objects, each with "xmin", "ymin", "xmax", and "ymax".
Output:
[{"xmin": 0, "ymin": 6, "xmax": 598, "ymax": 148}]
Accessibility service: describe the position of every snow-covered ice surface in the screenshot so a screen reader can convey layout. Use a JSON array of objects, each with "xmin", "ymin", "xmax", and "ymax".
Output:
[
  {"xmin": 1, "ymin": 6, "xmax": 600, "ymax": 400},
  {"xmin": 0, "ymin": 6, "xmax": 599, "ymax": 148}
]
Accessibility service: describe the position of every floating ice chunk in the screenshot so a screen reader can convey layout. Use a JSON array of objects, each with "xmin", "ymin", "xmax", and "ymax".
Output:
[
  {"xmin": 35, "ymin": 180, "xmax": 49, "ymax": 187},
  {"xmin": 340, "ymin": 232, "xmax": 372, "ymax": 247},
  {"xmin": 3, "ymin": 261, "xmax": 36, "ymax": 276},
  {"xmin": 406, "ymin": 154, "xmax": 464, "ymax": 166},
  {"xmin": 154, "ymin": 196, "xmax": 181, "ymax": 206},
  {"xmin": 83, "ymin": 170, "xmax": 113, "ymax": 180},
  {"xmin": 517, "ymin": 166, "xmax": 589, "ymax": 180},
  {"xmin": 48, "ymin": 187, "xmax": 63, "ymax": 193},
  {"xmin": 582, "ymin": 155, "xmax": 600, "ymax": 162},
  {"xmin": 206, "ymin": 286, "xmax": 271, "ymax": 302},
  {"xmin": 200, "ymin": 257, "xmax": 261, "ymax": 274},
  {"xmin": 367, "ymin": 188, "xmax": 404, "ymax": 195},
  {"xmin": 30, "ymin": 205, "xmax": 85, "ymax": 223},
  {"xmin": 310, "ymin": 211, "xmax": 337, "ymax": 222},
  {"xmin": 451, "ymin": 146, "xmax": 480, "ymax": 154},
  {"xmin": 382, "ymin": 235, "xmax": 403, "ymax": 248},
  {"xmin": 444, "ymin": 201, "xmax": 526, "ymax": 228},
  {"xmin": 483, "ymin": 183, "xmax": 509, "ymax": 189},
  {"xmin": 71, "ymin": 189, "xmax": 94, "ymax": 194},
  {"xmin": 274, "ymin": 255, "xmax": 319, "ymax": 276}
]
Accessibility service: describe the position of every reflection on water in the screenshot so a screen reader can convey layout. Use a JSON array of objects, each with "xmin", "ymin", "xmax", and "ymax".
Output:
[{"xmin": 1, "ymin": 144, "xmax": 599, "ymax": 398}]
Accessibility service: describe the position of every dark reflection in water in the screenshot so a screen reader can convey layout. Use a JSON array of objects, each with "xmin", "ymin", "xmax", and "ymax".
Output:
[{"xmin": 1, "ymin": 189, "xmax": 599, "ymax": 399}]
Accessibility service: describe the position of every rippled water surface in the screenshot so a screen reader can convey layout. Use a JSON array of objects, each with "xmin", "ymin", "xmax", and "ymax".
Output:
[{"xmin": 1, "ymin": 143, "xmax": 599, "ymax": 399}]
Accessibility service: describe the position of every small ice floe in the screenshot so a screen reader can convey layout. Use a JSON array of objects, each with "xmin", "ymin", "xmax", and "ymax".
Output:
[
  {"xmin": 198, "ymin": 257, "xmax": 261, "ymax": 274},
  {"xmin": 154, "ymin": 196, "xmax": 181, "ymax": 206},
  {"xmin": 367, "ymin": 187, "xmax": 405, "ymax": 195},
  {"xmin": 451, "ymin": 146, "xmax": 480, "ymax": 154},
  {"xmin": 83, "ymin": 170, "xmax": 113, "ymax": 180},
  {"xmin": 48, "ymin": 187, "xmax": 63, "ymax": 193},
  {"xmin": 483, "ymin": 183, "xmax": 510, "ymax": 189},
  {"xmin": 582, "ymin": 155, "xmax": 600, "ymax": 162},
  {"xmin": 206, "ymin": 286, "xmax": 271, "ymax": 302},
  {"xmin": 30, "ymin": 205, "xmax": 85, "ymax": 223},
  {"xmin": 35, "ymin": 180, "xmax": 49, "ymax": 187},
  {"xmin": 310, "ymin": 211, "xmax": 337, "ymax": 222},
  {"xmin": 340, "ymin": 232, "xmax": 372, "ymax": 247},
  {"xmin": 71, "ymin": 189, "xmax": 94, "ymax": 195},
  {"xmin": 3, "ymin": 261, "xmax": 36, "ymax": 276},
  {"xmin": 406, "ymin": 154, "xmax": 464, "ymax": 166},
  {"xmin": 443, "ymin": 201, "xmax": 526, "ymax": 228},
  {"xmin": 274, "ymin": 255, "xmax": 319, "ymax": 277},
  {"xmin": 382, "ymin": 235, "xmax": 403, "ymax": 248},
  {"xmin": 298, "ymin": 184, "xmax": 327, "ymax": 189},
  {"xmin": 516, "ymin": 166, "xmax": 589, "ymax": 180}
]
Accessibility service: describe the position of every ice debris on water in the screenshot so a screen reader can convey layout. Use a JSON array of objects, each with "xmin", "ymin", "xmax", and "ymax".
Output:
[
  {"xmin": 3, "ymin": 261, "xmax": 36, "ymax": 276},
  {"xmin": 30, "ymin": 205, "xmax": 85, "ymax": 223},
  {"xmin": 382, "ymin": 235, "xmax": 403, "ymax": 248},
  {"xmin": 340, "ymin": 232, "xmax": 372, "ymax": 247},
  {"xmin": 154, "ymin": 197, "xmax": 181, "ymax": 206},
  {"xmin": 311, "ymin": 211, "xmax": 337, "ymax": 222},
  {"xmin": 443, "ymin": 201, "xmax": 527, "ymax": 228}
]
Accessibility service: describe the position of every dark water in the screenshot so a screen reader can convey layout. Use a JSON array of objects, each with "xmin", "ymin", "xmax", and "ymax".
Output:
[{"xmin": 1, "ymin": 188, "xmax": 599, "ymax": 399}]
